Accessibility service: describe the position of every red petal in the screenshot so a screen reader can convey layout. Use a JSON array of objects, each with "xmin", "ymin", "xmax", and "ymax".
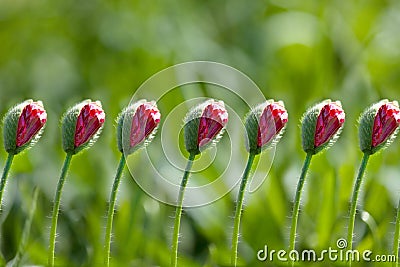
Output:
[
  {"xmin": 314, "ymin": 102, "xmax": 345, "ymax": 147},
  {"xmin": 197, "ymin": 101, "xmax": 228, "ymax": 147},
  {"xmin": 257, "ymin": 102, "xmax": 288, "ymax": 147},
  {"xmin": 74, "ymin": 102, "xmax": 105, "ymax": 147},
  {"xmin": 371, "ymin": 103, "xmax": 400, "ymax": 147},
  {"xmin": 16, "ymin": 102, "xmax": 47, "ymax": 147},
  {"xmin": 130, "ymin": 102, "xmax": 161, "ymax": 148}
]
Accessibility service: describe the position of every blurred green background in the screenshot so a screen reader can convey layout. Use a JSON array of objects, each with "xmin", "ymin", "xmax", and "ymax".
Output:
[{"xmin": 1, "ymin": 0, "xmax": 400, "ymax": 266}]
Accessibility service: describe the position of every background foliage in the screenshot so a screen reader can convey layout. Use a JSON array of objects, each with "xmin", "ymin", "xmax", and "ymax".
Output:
[{"xmin": 1, "ymin": 0, "xmax": 400, "ymax": 266}]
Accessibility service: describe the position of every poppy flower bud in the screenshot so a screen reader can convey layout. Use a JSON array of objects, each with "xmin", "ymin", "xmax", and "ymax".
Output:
[
  {"xmin": 184, "ymin": 99, "xmax": 228, "ymax": 155},
  {"xmin": 62, "ymin": 100, "xmax": 105, "ymax": 154},
  {"xmin": 3, "ymin": 100, "xmax": 47, "ymax": 154},
  {"xmin": 359, "ymin": 100, "xmax": 400, "ymax": 155},
  {"xmin": 117, "ymin": 100, "xmax": 161, "ymax": 155},
  {"xmin": 245, "ymin": 100, "xmax": 288, "ymax": 154},
  {"xmin": 302, "ymin": 100, "xmax": 345, "ymax": 154}
]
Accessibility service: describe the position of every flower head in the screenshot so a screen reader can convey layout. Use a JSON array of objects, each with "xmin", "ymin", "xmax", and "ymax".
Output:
[
  {"xmin": 314, "ymin": 102, "xmax": 346, "ymax": 148},
  {"xmin": 197, "ymin": 101, "xmax": 229, "ymax": 147},
  {"xmin": 184, "ymin": 99, "xmax": 228, "ymax": 155},
  {"xmin": 117, "ymin": 100, "xmax": 161, "ymax": 155},
  {"xmin": 245, "ymin": 100, "xmax": 288, "ymax": 154},
  {"xmin": 359, "ymin": 100, "xmax": 400, "ymax": 154},
  {"xmin": 302, "ymin": 100, "xmax": 345, "ymax": 154},
  {"xmin": 372, "ymin": 103, "xmax": 400, "ymax": 147},
  {"xmin": 62, "ymin": 100, "xmax": 105, "ymax": 154},
  {"xmin": 74, "ymin": 102, "xmax": 106, "ymax": 147},
  {"xmin": 3, "ymin": 100, "xmax": 47, "ymax": 154}
]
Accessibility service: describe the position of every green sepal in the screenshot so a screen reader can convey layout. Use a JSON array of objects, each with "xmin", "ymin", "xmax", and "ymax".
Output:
[
  {"xmin": 184, "ymin": 106, "xmax": 202, "ymax": 155},
  {"xmin": 244, "ymin": 109, "xmax": 261, "ymax": 155}
]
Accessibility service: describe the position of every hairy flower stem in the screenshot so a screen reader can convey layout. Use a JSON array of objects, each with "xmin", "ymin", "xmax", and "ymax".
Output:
[
  {"xmin": 289, "ymin": 152, "xmax": 313, "ymax": 266},
  {"xmin": 0, "ymin": 153, "xmax": 15, "ymax": 210},
  {"xmin": 231, "ymin": 152, "xmax": 256, "ymax": 266},
  {"xmin": 12, "ymin": 186, "xmax": 40, "ymax": 267},
  {"xmin": 48, "ymin": 153, "xmax": 73, "ymax": 267},
  {"xmin": 347, "ymin": 153, "xmax": 370, "ymax": 267},
  {"xmin": 104, "ymin": 154, "xmax": 126, "ymax": 266},
  {"xmin": 393, "ymin": 197, "xmax": 400, "ymax": 267},
  {"xmin": 171, "ymin": 152, "xmax": 196, "ymax": 267},
  {"xmin": 0, "ymin": 153, "xmax": 14, "ymax": 264}
]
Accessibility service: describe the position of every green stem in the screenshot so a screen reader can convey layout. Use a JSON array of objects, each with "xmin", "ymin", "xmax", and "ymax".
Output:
[
  {"xmin": 231, "ymin": 153, "xmax": 256, "ymax": 266},
  {"xmin": 393, "ymin": 197, "xmax": 400, "ymax": 267},
  {"xmin": 48, "ymin": 153, "xmax": 73, "ymax": 267},
  {"xmin": 12, "ymin": 186, "xmax": 40, "ymax": 267},
  {"xmin": 0, "ymin": 153, "xmax": 14, "ymax": 265},
  {"xmin": 104, "ymin": 154, "xmax": 126, "ymax": 267},
  {"xmin": 289, "ymin": 152, "xmax": 313, "ymax": 266},
  {"xmin": 0, "ymin": 153, "xmax": 15, "ymax": 211},
  {"xmin": 170, "ymin": 152, "xmax": 196, "ymax": 267},
  {"xmin": 347, "ymin": 152, "xmax": 370, "ymax": 267}
]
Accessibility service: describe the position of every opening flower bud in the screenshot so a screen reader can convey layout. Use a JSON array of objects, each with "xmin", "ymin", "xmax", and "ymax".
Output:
[
  {"xmin": 62, "ymin": 100, "xmax": 105, "ymax": 154},
  {"xmin": 302, "ymin": 100, "xmax": 345, "ymax": 154},
  {"xmin": 314, "ymin": 102, "xmax": 345, "ymax": 147},
  {"xmin": 3, "ymin": 100, "xmax": 47, "ymax": 154},
  {"xmin": 245, "ymin": 100, "xmax": 288, "ymax": 154},
  {"xmin": 184, "ymin": 99, "xmax": 228, "ymax": 155},
  {"xmin": 117, "ymin": 100, "xmax": 161, "ymax": 155},
  {"xmin": 74, "ymin": 102, "xmax": 106, "ymax": 147},
  {"xmin": 359, "ymin": 100, "xmax": 400, "ymax": 154}
]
